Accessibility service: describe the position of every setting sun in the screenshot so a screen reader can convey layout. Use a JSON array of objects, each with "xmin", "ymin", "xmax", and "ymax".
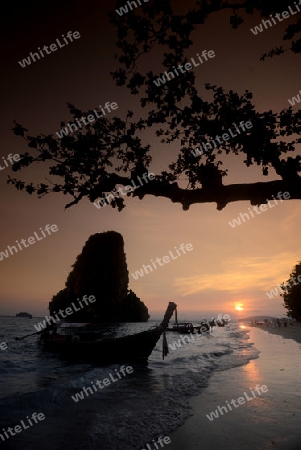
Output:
[{"xmin": 235, "ymin": 304, "xmax": 244, "ymax": 311}]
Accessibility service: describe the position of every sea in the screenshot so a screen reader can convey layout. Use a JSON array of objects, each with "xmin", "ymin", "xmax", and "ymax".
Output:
[{"xmin": 0, "ymin": 316, "xmax": 259, "ymax": 450}]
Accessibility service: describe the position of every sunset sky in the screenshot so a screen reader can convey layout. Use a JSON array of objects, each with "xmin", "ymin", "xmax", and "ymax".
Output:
[{"xmin": 1, "ymin": 0, "xmax": 300, "ymax": 319}]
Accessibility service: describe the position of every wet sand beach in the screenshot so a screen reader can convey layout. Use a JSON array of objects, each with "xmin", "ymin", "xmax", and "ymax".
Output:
[
  {"xmin": 259, "ymin": 322, "xmax": 301, "ymax": 345},
  {"xmin": 168, "ymin": 326, "xmax": 301, "ymax": 450}
]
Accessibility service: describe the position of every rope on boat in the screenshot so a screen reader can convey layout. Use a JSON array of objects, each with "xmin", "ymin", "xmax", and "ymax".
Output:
[{"xmin": 162, "ymin": 331, "xmax": 169, "ymax": 360}]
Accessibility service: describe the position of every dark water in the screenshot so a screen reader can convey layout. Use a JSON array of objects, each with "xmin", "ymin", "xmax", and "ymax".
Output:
[{"xmin": 0, "ymin": 317, "xmax": 259, "ymax": 450}]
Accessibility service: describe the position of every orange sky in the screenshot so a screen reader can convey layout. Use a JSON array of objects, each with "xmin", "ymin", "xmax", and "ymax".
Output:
[{"xmin": 0, "ymin": 1, "xmax": 300, "ymax": 318}]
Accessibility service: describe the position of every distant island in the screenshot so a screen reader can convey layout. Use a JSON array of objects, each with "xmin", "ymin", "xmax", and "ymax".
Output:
[
  {"xmin": 16, "ymin": 312, "xmax": 32, "ymax": 318},
  {"xmin": 49, "ymin": 231, "xmax": 149, "ymax": 322}
]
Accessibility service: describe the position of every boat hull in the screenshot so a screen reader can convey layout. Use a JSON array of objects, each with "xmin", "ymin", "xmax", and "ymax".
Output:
[
  {"xmin": 166, "ymin": 326, "xmax": 193, "ymax": 333},
  {"xmin": 40, "ymin": 326, "xmax": 163, "ymax": 363}
]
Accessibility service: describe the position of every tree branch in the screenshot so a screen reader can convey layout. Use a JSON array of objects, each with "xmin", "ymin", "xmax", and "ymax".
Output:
[{"xmin": 134, "ymin": 179, "xmax": 301, "ymax": 210}]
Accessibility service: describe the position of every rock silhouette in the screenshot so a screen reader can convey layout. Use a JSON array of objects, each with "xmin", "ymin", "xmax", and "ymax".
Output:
[{"xmin": 49, "ymin": 231, "xmax": 149, "ymax": 322}]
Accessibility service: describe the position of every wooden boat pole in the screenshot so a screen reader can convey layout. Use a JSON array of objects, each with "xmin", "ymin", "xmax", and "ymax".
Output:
[
  {"xmin": 162, "ymin": 331, "xmax": 169, "ymax": 360},
  {"xmin": 15, "ymin": 325, "xmax": 53, "ymax": 341},
  {"xmin": 159, "ymin": 303, "xmax": 176, "ymax": 360},
  {"xmin": 15, "ymin": 331, "xmax": 43, "ymax": 341},
  {"xmin": 160, "ymin": 302, "xmax": 177, "ymax": 330}
]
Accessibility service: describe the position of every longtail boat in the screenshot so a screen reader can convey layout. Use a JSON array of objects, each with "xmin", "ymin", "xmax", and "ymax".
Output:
[
  {"xmin": 36, "ymin": 302, "xmax": 177, "ymax": 363},
  {"xmin": 166, "ymin": 307, "xmax": 194, "ymax": 333},
  {"xmin": 167, "ymin": 322, "xmax": 194, "ymax": 333},
  {"xmin": 209, "ymin": 318, "xmax": 227, "ymax": 327}
]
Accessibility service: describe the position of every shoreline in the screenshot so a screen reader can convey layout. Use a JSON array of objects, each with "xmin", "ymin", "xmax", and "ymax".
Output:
[
  {"xmin": 167, "ymin": 326, "xmax": 301, "ymax": 450},
  {"xmin": 251, "ymin": 321, "xmax": 301, "ymax": 344}
]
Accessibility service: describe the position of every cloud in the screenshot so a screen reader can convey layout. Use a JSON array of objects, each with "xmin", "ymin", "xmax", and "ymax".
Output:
[{"xmin": 174, "ymin": 252, "xmax": 300, "ymax": 296}]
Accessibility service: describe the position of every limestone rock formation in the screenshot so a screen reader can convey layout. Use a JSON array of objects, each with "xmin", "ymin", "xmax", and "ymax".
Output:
[{"xmin": 49, "ymin": 231, "xmax": 149, "ymax": 322}]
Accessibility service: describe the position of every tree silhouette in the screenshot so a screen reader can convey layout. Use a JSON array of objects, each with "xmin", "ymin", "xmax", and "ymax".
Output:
[
  {"xmin": 9, "ymin": 0, "xmax": 301, "ymax": 211},
  {"xmin": 280, "ymin": 261, "xmax": 301, "ymax": 320}
]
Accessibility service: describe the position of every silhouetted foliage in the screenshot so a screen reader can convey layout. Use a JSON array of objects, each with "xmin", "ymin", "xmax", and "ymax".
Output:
[
  {"xmin": 49, "ymin": 231, "xmax": 149, "ymax": 322},
  {"xmin": 9, "ymin": 0, "xmax": 301, "ymax": 211},
  {"xmin": 280, "ymin": 262, "xmax": 301, "ymax": 321}
]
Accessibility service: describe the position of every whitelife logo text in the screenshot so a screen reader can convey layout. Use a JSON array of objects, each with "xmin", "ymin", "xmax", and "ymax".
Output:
[
  {"xmin": 288, "ymin": 89, "xmax": 301, "ymax": 106},
  {"xmin": 0, "ymin": 224, "xmax": 58, "ymax": 262},
  {"xmin": 94, "ymin": 173, "xmax": 155, "ymax": 209},
  {"xmin": 0, "ymin": 153, "xmax": 21, "ymax": 172},
  {"xmin": 206, "ymin": 384, "xmax": 268, "ymax": 421},
  {"xmin": 250, "ymin": 2, "xmax": 301, "ymax": 35},
  {"xmin": 18, "ymin": 31, "xmax": 81, "ymax": 68},
  {"xmin": 153, "ymin": 50, "xmax": 215, "ymax": 87},
  {"xmin": 131, "ymin": 243, "xmax": 193, "ymax": 280},
  {"xmin": 115, "ymin": 0, "xmax": 149, "ymax": 16},
  {"xmin": 33, "ymin": 295, "xmax": 96, "ymax": 332},
  {"xmin": 228, "ymin": 192, "xmax": 290, "ymax": 228},
  {"xmin": 56, "ymin": 101, "xmax": 118, "ymax": 139},
  {"xmin": 168, "ymin": 314, "xmax": 231, "ymax": 351},
  {"xmin": 71, "ymin": 365, "xmax": 134, "ymax": 402},
  {"xmin": 0, "ymin": 412, "xmax": 45, "ymax": 444},
  {"xmin": 266, "ymin": 274, "xmax": 301, "ymax": 299},
  {"xmin": 191, "ymin": 121, "xmax": 253, "ymax": 157}
]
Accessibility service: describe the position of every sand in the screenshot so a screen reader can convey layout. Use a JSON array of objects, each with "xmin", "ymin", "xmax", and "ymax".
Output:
[
  {"xmin": 167, "ymin": 325, "xmax": 301, "ymax": 450},
  {"xmin": 258, "ymin": 321, "xmax": 301, "ymax": 345}
]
